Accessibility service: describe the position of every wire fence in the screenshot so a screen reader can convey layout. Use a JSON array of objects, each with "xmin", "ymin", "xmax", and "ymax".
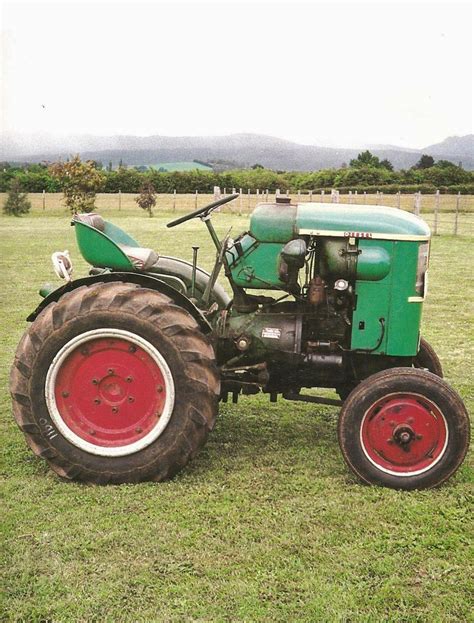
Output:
[{"xmin": 2, "ymin": 190, "xmax": 473, "ymax": 236}]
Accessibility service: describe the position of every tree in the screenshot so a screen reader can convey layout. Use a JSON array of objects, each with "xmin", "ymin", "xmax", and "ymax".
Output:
[
  {"xmin": 380, "ymin": 159, "xmax": 394, "ymax": 171},
  {"xmin": 251, "ymin": 163, "xmax": 264, "ymax": 169},
  {"xmin": 413, "ymin": 154, "xmax": 435, "ymax": 170},
  {"xmin": 3, "ymin": 178, "xmax": 31, "ymax": 216},
  {"xmin": 49, "ymin": 156, "xmax": 105, "ymax": 213},
  {"xmin": 349, "ymin": 150, "xmax": 381, "ymax": 168},
  {"xmin": 135, "ymin": 180, "xmax": 156, "ymax": 217}
]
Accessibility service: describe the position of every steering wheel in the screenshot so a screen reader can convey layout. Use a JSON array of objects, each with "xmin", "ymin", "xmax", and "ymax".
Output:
[{"xmin": 167, "ymin": 193, "xmax": 239, "ymax": 228}]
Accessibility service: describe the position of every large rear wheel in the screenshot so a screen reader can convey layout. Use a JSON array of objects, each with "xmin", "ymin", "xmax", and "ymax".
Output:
[
  {"xmin": 10, "ymin": 282, "xmax": 219, "ymax": 483},
  {"xmin": 338, "ymin": 368, "xmax": 469, "ymax": 490}
]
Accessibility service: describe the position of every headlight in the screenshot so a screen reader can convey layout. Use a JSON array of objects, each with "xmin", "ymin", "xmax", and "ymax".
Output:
[{"xmin": 52, "ymin": 250, "xmax": 73, "ymax": 282}]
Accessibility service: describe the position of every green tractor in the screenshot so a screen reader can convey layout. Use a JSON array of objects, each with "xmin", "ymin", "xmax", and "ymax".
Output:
[{"xmin": 10, "ymin": 195, "xmax": 470, "ymax": 489}]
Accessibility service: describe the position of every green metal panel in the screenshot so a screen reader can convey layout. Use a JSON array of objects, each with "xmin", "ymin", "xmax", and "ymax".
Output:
[
  {"xmin": 351, "ymin": 240, "xmax": 393, "ymax": 353},
  {"xmin": 357, "ymin": 245, "xmax": 391, "ymax": 280},
  {"xmin": 297, "ymin": 204, "xmax": 430, "ymax": 238},
  {"xmin": 385, "ymin": 241, "xmax": 423, "ymax": 356},
  {"xmin": 249, "ymin": 203, "xmax": 297, "ymax": 242},
  {"xmin": 249, "ymin": 202, "xmax": 429, "ymax": 244},
  {"xmin": 350, "ymin": 239, "xmax": 424, "ymax": 356},
  {"xmin": 229, "ymin": 241, "xmax": 284, "ymax": 289},
  {"xmin": 74, "ymin": 221, "xmax": 134, "ymax": 270}
]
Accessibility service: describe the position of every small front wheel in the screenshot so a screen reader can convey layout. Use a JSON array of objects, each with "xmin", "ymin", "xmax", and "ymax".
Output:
[{"xmin": 338, "ymin": 368, "xmax": 469, "ymax": 489}]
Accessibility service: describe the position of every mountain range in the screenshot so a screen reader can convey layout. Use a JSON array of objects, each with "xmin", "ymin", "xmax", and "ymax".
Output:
[{"xmin": 1, "ymin": 132, "xmax": 472, "ymax": 171}]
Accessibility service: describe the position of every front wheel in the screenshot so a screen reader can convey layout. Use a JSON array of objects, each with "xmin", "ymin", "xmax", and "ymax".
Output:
[
  {"xmin": 10, "ymin": 282, "xmax": 219, "ymax": 483},
  {"xmin": 338, "ymin": 368, "xmax": 469, "ymax": 489}
]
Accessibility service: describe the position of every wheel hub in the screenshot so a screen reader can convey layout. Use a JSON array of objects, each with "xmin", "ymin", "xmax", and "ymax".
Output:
[
  {"xmin": 392, "ymin": 424, "xmax": 415, "ymax": 447},
  {"xmin": 360, "ymin": 393, "xmax": 448, "ymax": 476},
  {"xmin": 46, "ymin": 329, "xmax": 175, "ymax": 457}
]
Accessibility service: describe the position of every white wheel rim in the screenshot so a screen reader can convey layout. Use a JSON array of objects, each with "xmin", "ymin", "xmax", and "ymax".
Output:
[{"xmin": 45, "ymin": 328, "xmax": 175, "ymax": 457}]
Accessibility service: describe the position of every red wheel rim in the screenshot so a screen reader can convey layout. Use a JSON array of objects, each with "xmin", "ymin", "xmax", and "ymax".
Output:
[
  {"xmin": 46, "ymin": 329, "xmax": 175, "ymax": 456},
  {"xmin": 360, "ymin": 393, "xmax": 448, "ymax": 476}
]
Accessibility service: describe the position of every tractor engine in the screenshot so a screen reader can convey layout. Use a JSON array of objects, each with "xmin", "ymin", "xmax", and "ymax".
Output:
[{"xmin": 219, "ymin": 196, "xmax": 430, "ymax": 394}]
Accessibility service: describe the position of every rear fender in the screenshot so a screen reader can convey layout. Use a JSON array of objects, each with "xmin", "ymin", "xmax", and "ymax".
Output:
[
  {"xmin": 148, "ymin": 256, "xmax": 230, "ymax": 309},
  {"xmin": 27, "ymin": 272, "xmax": 213, "ymax": 333}
]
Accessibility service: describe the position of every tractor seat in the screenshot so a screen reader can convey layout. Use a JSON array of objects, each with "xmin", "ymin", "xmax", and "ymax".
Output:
[{"xmin": 73, "ymin": 213, "xmax": 159, "ymax": 270}]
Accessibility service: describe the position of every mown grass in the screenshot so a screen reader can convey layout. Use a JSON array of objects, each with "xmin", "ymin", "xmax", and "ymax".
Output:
[{"xmin": 0, "ymin": 208, "xmax": 473, "ymax": 621}]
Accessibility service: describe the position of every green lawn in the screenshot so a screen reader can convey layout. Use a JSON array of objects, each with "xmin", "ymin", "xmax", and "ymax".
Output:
[
  {"xmin": 149, "ymin": 162, "xmax": 213, "ymax": 172},
  {"xmin": 0, "ymin": 210, "xmax": 473, "ymax": 621}
]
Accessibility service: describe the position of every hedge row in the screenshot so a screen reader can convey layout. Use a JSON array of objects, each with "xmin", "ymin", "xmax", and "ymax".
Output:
[{"xmin": 1, "ymin": 165, "xmax": 473, "ymax": 195}]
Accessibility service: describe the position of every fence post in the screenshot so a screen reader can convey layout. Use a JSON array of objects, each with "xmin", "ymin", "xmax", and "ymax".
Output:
[
  {"xmin": 349, "ymin": 190, "xmax": 353, "ymax": 204},
  {"xmin": 223, "ymin": 187, "xmax": 226, "ymax": 195},
  {"xmin": 413, "ymin": 191, "xmax": 421, "ymax": 215},
  {"xmin": 119, "ymin": 189, "xmax": 121, "ymax": 211},
  {"xmin": 42, "ymin": 189, "xmax": 46, "ymax": 210},
  {"xmin": 266, "ymin": 189, "xmax": 269, "ymax": 202},
  {"xmin": 434, "ymin": 190, "xmax": 439, "ymax": 235},
  {"xmin": 321, "ymin": 190, "xmax": 324, "ymax": 202},
  {"xmin": 247, "ymin": 189, "xmax": 251, "ymax": 212},
  {"xmin": 195, "ymin": 190, "xmax": 198, "ymax": 209},
  {"xmin": 256, "ymin": 188, "xmax": 260, "ymax": 203},
  {"xmin": 298, "ymin": 189, "xmax": 301, "ymax": 203},
  {"xmin": 173, "ymin": 189, "xmax": 176, "ymax": 212},
  {"xmin": 354, "ymin": 190, "xmax": 358, "ymax": 204},
  {"xmin": 309, "ymin": 190, "xmax": 313, "ymax": 202},
  {"xmin": 364, "ymin": 191, "xmax": 367, "ymax": 204},
  {"xmin": 239, "ymin": 189, "xmax": 243, "ymax": 215},
  {"xmin": 454, "ymin": 192, "xmax": 460, "ymax": 235},
  {"xmin": 397, "ymin": 191, "xmax": 401, "ymax": 209}
]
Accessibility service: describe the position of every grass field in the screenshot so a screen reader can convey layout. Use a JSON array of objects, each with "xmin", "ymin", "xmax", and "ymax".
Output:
[
  {"xmin": 149, "ymin": 162, "xmax": 213, "ymax": 172},
  {"xmin": 1, "ymin": 207, "xmax": 473, "ymax": 621}
]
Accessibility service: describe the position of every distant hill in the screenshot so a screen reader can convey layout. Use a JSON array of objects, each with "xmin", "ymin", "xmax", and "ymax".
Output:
[
  {"xmin": 422, "ymin": 135, "xmax": 474, "ymax": 158},
  {"xmin": 1, "ymin": 132, "xmax": 472, "ymax": 171}
]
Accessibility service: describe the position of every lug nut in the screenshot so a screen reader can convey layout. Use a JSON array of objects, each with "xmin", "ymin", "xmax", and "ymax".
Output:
[
  {"xmin": 94, "ymin": 398, "xmax": 101, "ymax": 405},
  {"xmin": 157, "ymin": 385, "xmax": 164, "ymax": 393},
  {"xmin": 135, "ymin": 427, "xmax": 142, "ymax": 433},
  {"xmin": 112, "ymin": 406, "xmax": 119, "ymax": 414},
  {"xmin": 416, "ymin": 434, "xmax": 423, "ymax": 440},
  {"xmin": 62, "ymin": 391, "xmax": 69, "ymax": 398},
  {"xmin": 129, "ymin": 345, "xmax": 136, "ymax": 353},
  {"xmin": 88, "ymin": 429, "xmax": 96, "ymax": 435},
  {"xmin": 128, "ymin": 396, "xmax": 135, "ymax": 403},
  {"xmin": 108, "ymin": 368, "xmax": 114, "ymax": 375},
  {"xmin": 126, "ymin": 376, "xmax": 133, "ymax": 383},
  {"xmin": 91, "ymin": 378, "xmax": 99, "ymax": 385}
]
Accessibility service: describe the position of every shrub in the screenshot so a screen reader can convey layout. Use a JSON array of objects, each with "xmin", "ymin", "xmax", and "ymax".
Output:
[
  {"xmin": 135, "ymin": 180, "xmax": 157, "ymax": 217},
  {"xmin": 3, "ymin": 178, "xmax": 31, "ymax": 216}
]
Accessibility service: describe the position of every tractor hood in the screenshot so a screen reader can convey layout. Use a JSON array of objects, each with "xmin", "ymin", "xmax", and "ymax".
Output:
[{"xmin": 249, "ymin": 202, "xmax": 431, "ymax": 243}]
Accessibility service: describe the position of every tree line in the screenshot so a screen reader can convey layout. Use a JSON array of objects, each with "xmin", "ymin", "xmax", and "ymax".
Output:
[{"xmin": 1, "ymin": 152, "xmax": 473, "ymax": 196}]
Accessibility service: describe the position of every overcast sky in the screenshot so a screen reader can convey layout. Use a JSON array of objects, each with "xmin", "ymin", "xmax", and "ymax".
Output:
[{"xmin": 1, "ymin": 0, "xmax": 472, "ymax": 148}]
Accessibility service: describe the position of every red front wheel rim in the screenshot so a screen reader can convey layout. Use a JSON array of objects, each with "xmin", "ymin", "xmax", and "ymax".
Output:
[
  {"xmin": 360, "ymin": 392, "xmax": 448, "ymax": 476},
  {"xmin": 45, "ymin": 329, "xmax": 175, "ymax": 457}
]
